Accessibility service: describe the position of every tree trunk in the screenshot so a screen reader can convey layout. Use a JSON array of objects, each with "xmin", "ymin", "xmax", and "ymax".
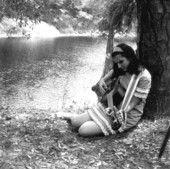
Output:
[
  {"xmin": 101, "ymin": 15, "xmax": 115, "ymax": 77},
  {"xmin": 136, "ymin": 0, "xmax": 170, "ymax": 117}
]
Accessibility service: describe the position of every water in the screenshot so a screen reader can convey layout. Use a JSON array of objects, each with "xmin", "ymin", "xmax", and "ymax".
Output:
[{"xmin": 0, "ymin": 36, "xmax": 107, "ymax": 112}]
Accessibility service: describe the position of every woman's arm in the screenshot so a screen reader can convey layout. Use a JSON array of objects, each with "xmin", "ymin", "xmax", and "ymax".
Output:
[
  {"xmin": 116, "ymin": 96, "xmax": 141, "ymax": 126},
  {"xmin": 102, "ymin": 69, "xmax": 114, "ymax": 82},
  {"xmin": 124, "ymin": 96, "xmax": 141, "ymax": 114},
  {"xmin": 98, "ymin": 69, "xmax": 114, "ymax": 94},
  {"xmin": 123, "ymin": 69, "xmax": 151, "ymax": 114}
]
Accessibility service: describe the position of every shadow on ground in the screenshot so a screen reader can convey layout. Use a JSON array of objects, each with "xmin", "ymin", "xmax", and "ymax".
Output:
[{"xmin": 0, "ymin": 106, "xmax": 170, "ymax": 169}]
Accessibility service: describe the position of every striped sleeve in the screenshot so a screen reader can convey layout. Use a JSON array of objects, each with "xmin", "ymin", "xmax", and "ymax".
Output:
[{"xmin": 134, "ymin": 69, "xmax": 151, "ymax": 99}]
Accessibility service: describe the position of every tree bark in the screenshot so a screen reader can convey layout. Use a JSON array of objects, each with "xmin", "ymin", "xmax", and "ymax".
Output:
[{"xmin": 136, "ymin": 0, "xmax": 170, "ymax": 117}]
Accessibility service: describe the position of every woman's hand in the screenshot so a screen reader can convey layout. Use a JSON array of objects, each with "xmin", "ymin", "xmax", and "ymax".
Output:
[
  {"xmin": 98, "ymin": 78, "xmax": 108, "ymax": 95},
  {"xmin": 105, "ymin": 106, "xmax": 118, "ymax": 117}
]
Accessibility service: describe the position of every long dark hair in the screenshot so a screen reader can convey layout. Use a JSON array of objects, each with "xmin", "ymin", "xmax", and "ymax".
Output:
[{"xmin": 111, "ymin": 43, "xmax": 141, "ymax": 77}]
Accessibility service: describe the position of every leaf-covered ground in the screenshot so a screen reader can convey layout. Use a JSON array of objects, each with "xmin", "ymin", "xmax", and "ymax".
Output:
[{"xmin": 0, "ymin": 106, "xmax": 170, "ymax": 169}]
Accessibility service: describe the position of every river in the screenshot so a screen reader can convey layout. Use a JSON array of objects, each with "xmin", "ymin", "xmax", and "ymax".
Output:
[{"xmin": 0, "ymin": 36, "xmax": 107, "ymax": 113}]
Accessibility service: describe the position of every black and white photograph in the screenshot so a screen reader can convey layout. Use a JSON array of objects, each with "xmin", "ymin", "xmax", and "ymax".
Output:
[{"xmin": 0, "ymin": 0, "xmax": 169, "ymax": 168}]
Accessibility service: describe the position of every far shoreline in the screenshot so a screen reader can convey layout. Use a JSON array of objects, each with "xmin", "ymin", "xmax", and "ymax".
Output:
[{"xmin": 0, "ymin": 32, "xmax": 101, "ymax": 39}]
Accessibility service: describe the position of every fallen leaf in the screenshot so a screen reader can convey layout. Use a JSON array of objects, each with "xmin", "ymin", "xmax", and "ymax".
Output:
[
  {"xmin": 102, "ymin": 161, "xmax": 109, "ymax": 166},
  {"xmin": 71, "ymin": 159, "xmax": 79, "ymax": 165},
  {"xmin": 122, "ymin": 138, "xmax": 133, "ymax": 145}
]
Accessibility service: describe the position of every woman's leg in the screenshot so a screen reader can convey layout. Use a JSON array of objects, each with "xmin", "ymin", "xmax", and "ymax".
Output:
[
  {"xmin": 71, "ymin": 112, "xmax": 93, "ymax": 128},
  {"xmin": 78, "ymin": 121, "xmax": 103, "ymax": 136},
  {"xmin": 59, "ymin": 111, "xmax": 104, "ymax": 136}
]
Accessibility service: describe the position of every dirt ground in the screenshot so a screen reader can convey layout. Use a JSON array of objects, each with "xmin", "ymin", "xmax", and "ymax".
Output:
[{"xmin": 0, "ymin": 105, "xmax": 170, "ymax": 169}]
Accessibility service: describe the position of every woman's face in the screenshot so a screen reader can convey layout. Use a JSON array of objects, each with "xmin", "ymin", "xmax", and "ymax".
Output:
[{"xmin": 112, "ymin": 54, "xmax": 130, "ymax": 71}]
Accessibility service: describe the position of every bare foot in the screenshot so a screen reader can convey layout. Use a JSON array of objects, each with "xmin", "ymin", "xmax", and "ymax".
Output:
[{"xmin": 57, "ymin": 112, "xmax": 75, "ymax": 120}]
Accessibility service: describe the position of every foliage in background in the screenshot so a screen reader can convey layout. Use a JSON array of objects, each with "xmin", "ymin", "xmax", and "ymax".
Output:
[
  {"xmin": 98, "ymin": 0, "xmax": 137, "ymax": 34},
  {"xmin": 0, "ymin": 0, "xmax": 137, "ymax": 36},
  {"xmin": 0, "ymin": 0, "xmax": 93, "ymax": 34}
]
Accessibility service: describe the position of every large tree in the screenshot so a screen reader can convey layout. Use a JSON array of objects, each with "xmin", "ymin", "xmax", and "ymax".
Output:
[{"xmin": 136, "ymin": 0, "xmax": 170, "ymax": 117}]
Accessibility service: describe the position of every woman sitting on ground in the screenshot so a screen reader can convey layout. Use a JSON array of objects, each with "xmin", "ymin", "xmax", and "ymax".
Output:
[{"xmin": 59, "ymin": 43, "xmax": 152, "ymax": 137}]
